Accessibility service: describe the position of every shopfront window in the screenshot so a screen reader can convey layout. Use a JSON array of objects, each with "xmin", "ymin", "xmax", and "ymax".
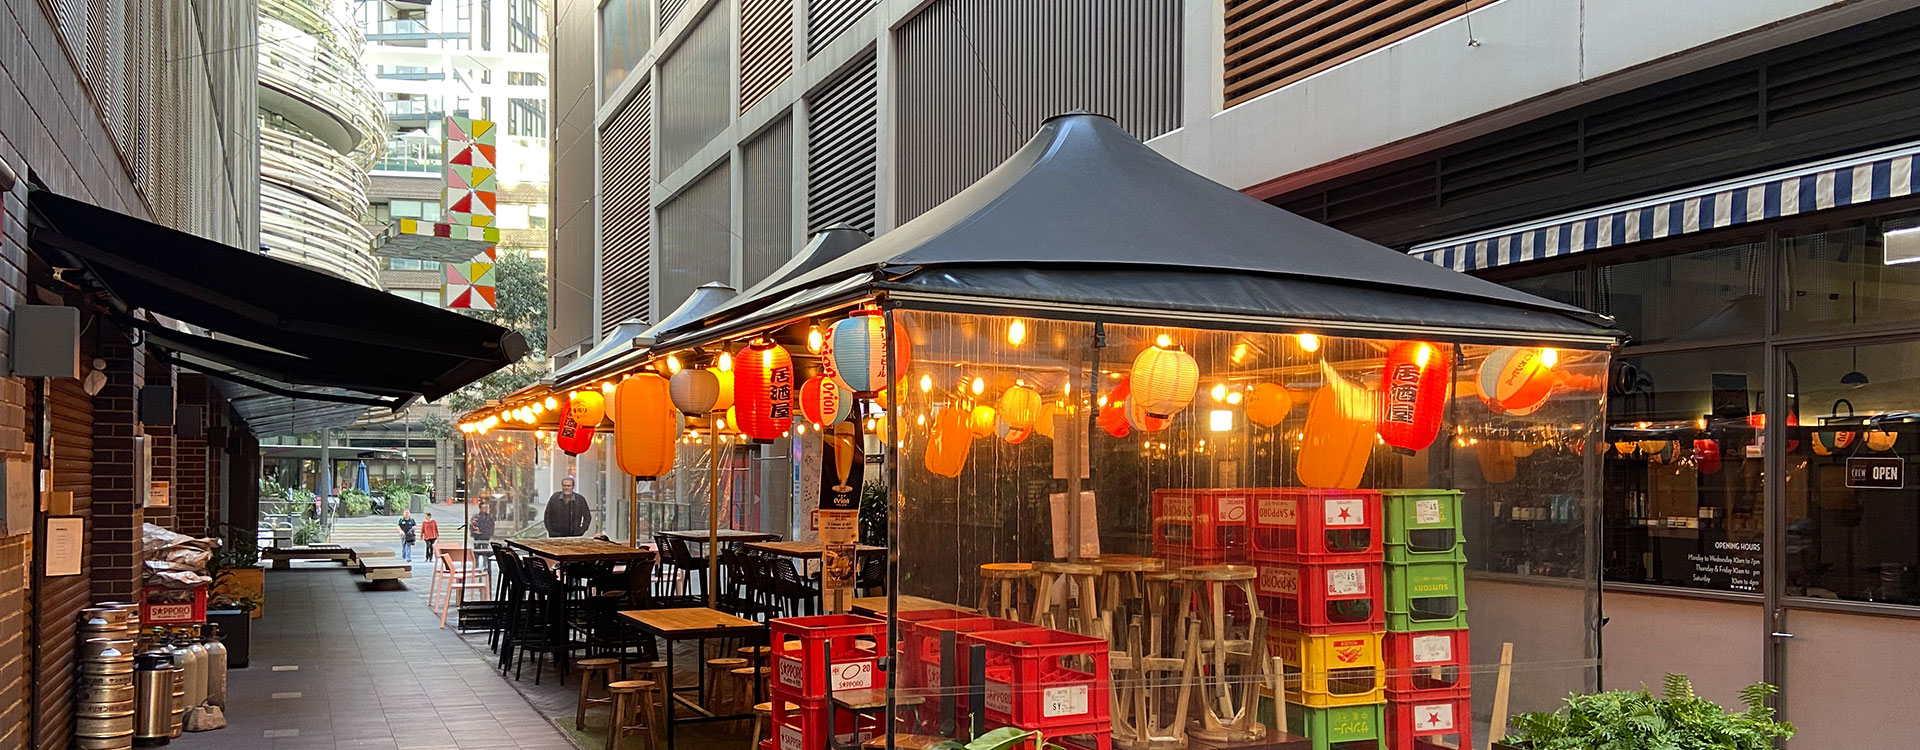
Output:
[
  {"xmin": 1501, "ymin": 269, "xmax": 1589, "ymax": 311},
  {"xmin": 1602, "ymin": 348, "xmax": 1765, "ymax": 592},
  {"xmin": 1786, "ymin": 340, "xmax": 1920, "ymax": 605},
  {"xmin": 1598, "ymin": 241, "xmax": 1765, "ymax": 345},
  {"xmin": 1779, "ymin": 221, "xmax": 1920, "ymax": 334}
]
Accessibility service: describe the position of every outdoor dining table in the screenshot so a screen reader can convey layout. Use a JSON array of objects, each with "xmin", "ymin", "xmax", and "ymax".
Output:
[
  {"xmin": 656, "ymin": 528, "xmax": 784, "ymax": 544},
  {"xmin": 742, "ymin": 540, "xmax": 885, "ymax": 559},
  {"xmin": 508, "ymin": 537, "xmax": 659, "ymax": 564},
  {"xmin": 618, "ymin": 607, "xmax": 767, "ymax": 748},
  {"xmin": 848, "ymin": 595, "xmax": 975, "ymax": 618}
]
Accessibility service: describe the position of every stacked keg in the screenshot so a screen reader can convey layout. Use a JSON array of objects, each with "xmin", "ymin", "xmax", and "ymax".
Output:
[
  {"xmin": 76, "ymin": 606, "xmax": 139, "ymax": 750},
  {"xmin": 164, "ymin": 635, "xmax": 186, "ymax": 738}
]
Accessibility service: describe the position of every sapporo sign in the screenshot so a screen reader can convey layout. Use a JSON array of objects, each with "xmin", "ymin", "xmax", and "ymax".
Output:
[{"xmin": 1846, "ymin": 457, "xmax": 1904, "ymax": 490}]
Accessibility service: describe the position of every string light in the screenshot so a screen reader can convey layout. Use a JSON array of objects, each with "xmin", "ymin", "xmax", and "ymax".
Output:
[
  {"xmin": 1007, "ymin": 320, "xmax": 1026, "ymax": 346},
  {"xmin": 1540, "ymin": 348, "xmax": 1559, "ymax": 368},
  {"xmin": 919, "ymin": 374, "xmax": 933, "ymax": 393},
  {"xmin": 544, "ymin": 396, "xmax": 558, "ymax": 410},
  {"xmin": 666, "ymin": 354, "xmax": 683, "ymax": 373},
  {"xmin": 1297, "ymin": 333, "xmax": 1320, "ymax": 353},
  {"xmin": 807, "ymin": 326, "xmax": 824, "ymax": 353},
  {"xmin": 971, "ymin": 377, "xmax": 985, "ymax": 396},
  {"xmin": 1211, "ymin": 383, "xmax": 1228, "ymax": 402},
  {"xmin": 601, "ymin": 381, "xmax": 616, "ymax": 394},
  {"xmin": 1155, "ymin": 334, "xmax": 1172, "ymax": 348},
  {"xmin": 717, "ymin": 352, "xmax": 734, "ymax": 372},
  {"xmin": 1226, "ymin": 391, "xmax": 1243, "ymax": 405}
]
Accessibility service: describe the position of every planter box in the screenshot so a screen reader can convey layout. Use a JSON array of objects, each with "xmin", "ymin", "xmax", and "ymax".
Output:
[
  {"xmin": 214, "ymin": 566, "xmax": 266, "ymax": 619},
  {"xmin": 208, "ymin": 610, "xmax": 251, "ymax": 668}
]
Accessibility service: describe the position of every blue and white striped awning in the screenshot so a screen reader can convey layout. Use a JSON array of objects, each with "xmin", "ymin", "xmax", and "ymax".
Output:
[{"xmin": 1411, "ymin": 140, "xmax": 1920, "ymax": 272}]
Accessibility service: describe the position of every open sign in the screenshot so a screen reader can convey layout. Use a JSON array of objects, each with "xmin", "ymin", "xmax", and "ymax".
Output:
[{"xmin": 1847, "ymin": 457, "xmax": 1904, "ymax": 489}]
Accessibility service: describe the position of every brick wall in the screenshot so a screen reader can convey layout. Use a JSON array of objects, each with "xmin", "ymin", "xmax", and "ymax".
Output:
[
  {"xmin": 89, "ymin": 323, "xmax": 143, "ymax": 601},
  {"xmin": 175, "ymin": 375, "xmax": 210, "ymax": 537}
]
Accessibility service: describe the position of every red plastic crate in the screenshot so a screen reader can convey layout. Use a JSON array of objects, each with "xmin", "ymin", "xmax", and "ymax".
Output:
[
  {"xmin": 1384, "ymin": 630, "xmax": 1470, "ymax": 693},
  {"xmin": 903, "ymin": 617, "xmax": 1032, "ymax": 691},
  {"xmin": 963, "ymin": 627, "xmax": 1110, "ymax": 730},
  {"xmin": 1151, "ymin": 489, "xmax": 1252, "ymax": 563},
  {"xmin": 771, "ymin": 695, "xmax": 881, "ymax": 750},
  {"xmin": 1250, "ymin": 488, "xmax": 1382, "ymax": 559},
  {"xmin": 1386, "ymin": 688, "xmax": 1473, "ymax": 750},
  {"xmin": 140, "ymin": 585, "xmax": 208, "ymax": 625},
  {"xmin": 771, "ymin": 614, "xmax": 887, "ymax": 699},
  {"xmin": 1254, "ymin": 554, "xmax": 1384, "ymax": 634}
]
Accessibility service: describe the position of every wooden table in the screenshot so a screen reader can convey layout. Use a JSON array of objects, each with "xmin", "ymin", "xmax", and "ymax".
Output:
[
  {"xmin": 619, "ymin": 607, "xmax": 768, "ymax": 747},
  {"xmin": 744, "ymin": 540, "xmax": 884, "ymax": 559},
  {"xmin": 508, "ymin": 537, "xmax": 658, "ymax": 564},
  {"xmin": 849, "ymin": 596, "xmax": 975, "ymax": 618},
  {"xmin": 657, "ymin": 529, "xmax": 784, "ymax": 544}
]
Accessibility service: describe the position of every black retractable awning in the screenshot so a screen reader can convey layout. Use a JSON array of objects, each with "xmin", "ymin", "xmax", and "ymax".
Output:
[{"xmin": 27, "ymin": 187, "xmax": 528, "ymax": 432}]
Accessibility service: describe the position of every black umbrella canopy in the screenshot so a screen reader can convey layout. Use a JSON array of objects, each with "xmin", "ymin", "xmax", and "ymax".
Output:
[{"xmin": 664, "ymin": 112, "xmax": 1616, "ymax": 346}]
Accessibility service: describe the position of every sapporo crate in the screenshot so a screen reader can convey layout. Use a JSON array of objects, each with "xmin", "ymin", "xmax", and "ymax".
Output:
[
  {"xmin": 770, "ymin": 614, "xmax": 886, "ymax": 700},
  {"xmin": 771, "ymin": 694, "xmax": 880, "ymax": 750},
  {"xmin": 1250, "ymin": 488, "xmax": 1383, "ymax": 559},
  {"xmin": 963, "ymin": 627, "xmax": 1111, "ymax": 730},
  {"xmin": 1383, "ymin": 629, "xmax": 1470, "ymax": 693},
  {"xmin": 1151, "ymin": 489, "xmax": 1253, "ymax": 562},
  {"xmin": 1254, "ymin": 554, "xmax": 1385, "ymax": 634},
  {"xmin": 1384, "ymin": 560, "xmax": 1468, "ymax": 632},
  {"xmin": 1385, "ymin": 687, "xmax": 1473, "ymax": 750}
]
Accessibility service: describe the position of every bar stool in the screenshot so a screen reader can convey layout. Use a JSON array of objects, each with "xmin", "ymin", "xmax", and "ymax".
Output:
[
  {"xmin": 729, "ymin": 666, "xmax": 771, "ymax": 727},
  {"xmin": 749, "ymin": 701, "xmax": 774, "ymax": 748},
  {"xmin": 1032, "ymin": 561, "xmax": 1107, "ymax": 639},
  {"xmin": 705, "ymin": 657, "xmax": 750, "ymax": 712},
  {"xmin": 1143, "ymin": 569, "xmax": 1183, "ymax": 659},
  {"xmin": 1094, "ymin": 556, "xmax": 1165, "ymax": 650},
  {"xmin": 576, "ymin": 657, "xmax": 623, "ymax": 730},
  {"xmin": 626, "ymin": 660, "xmax": 670, "ymax": 687},
  {"xmin": 1177, "ymin": 565, "xmax": 1267, "ymax": 742},
  {"xmin": 737, "ymin": 645, "xmax": 772, "ymax": 668},
  {"xmin": 975, "ymin": 563, "xmax": 1036, "ymax": 620},
  {"xmin": 607, "ymin": 679, "xmax": 660, "ymax": 750}
]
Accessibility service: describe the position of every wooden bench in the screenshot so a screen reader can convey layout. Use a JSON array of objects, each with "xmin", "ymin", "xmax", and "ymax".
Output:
[
  {"xmin": 262, "ymin": 545, "xmax": 354, "ymax": 569},
  {"xmin": 354, "ymin": 559, "xmax": 413, "ymax": 589}
]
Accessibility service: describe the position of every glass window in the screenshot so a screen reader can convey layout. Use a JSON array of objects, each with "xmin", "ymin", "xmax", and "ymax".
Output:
[
  {"xmin": 529, "ymin": 204, "xmax": 549, "ymax": 229},
  {"xmin": 1598, "ymin": 240, "xmax": 1766, "ymax": 345},
  {"xmin": 1500, "ymin": 269, "xmax": 1588, "ymax": 311},
  {"xmin": 1779, "ymin": 220, "xmax": 1920, "ymax": 334},
  {"xmin": 1601, "ymin": 348, "xmax": 1765, "ymax": 592},
  {"xmin": 497, "ymin": 203, "xmax": 531, "ymax": 229},
  {"xmin": 1786, "ymin": 339, "xmax": 1920, "ymax": 605},
  {"xmin": 600, "ymin": 0, "xmax": 651, "ymax": 100},
  {"xmin": 391, "ymin": 200, "xmax": 425, "ymax": 219}
]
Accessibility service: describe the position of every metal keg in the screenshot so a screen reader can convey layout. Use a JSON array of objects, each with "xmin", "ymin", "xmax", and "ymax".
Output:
[
  {"xmin": 167, "ymin": 663, "xmax": 185, "ymax": 738},
  {"xmin": 77, "ymin": 631, "xmax": 136, "ymax": 750},
  {"xmin": 80, "ymin": 607, "xmax": 132, "ymax": 635},
  {"xmin": 132, "ymin": 651, "xmax": 172, "ymax": 746},
  {"xmin": 77, "ymin": 671, "xmax": 137, "ymax": 705}
]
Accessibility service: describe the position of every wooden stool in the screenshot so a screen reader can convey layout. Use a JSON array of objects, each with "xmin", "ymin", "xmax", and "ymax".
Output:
[
  {"xmin": 737, "ymin": 645, "xmax": 773, "ymax": 668},
  {"xmin": 1144, "ymin": 569, "xmax": 1183, "ymax": 659},
  {"xmin": 976, "ymin": 563, "xmax": 1036, "ymax": 621},
  {"xmin": 1032, "ymin": 561, "xmax": 1108, "ymax": 639},
  {"xmin": 1095, "ymin": 557, "xmax": 1166, "ymax": 650},
  {"xmin": 728, "ymin": 666, "xmax": 770, "ymax": 726},
  {"xmin": 607, "ymin": 680, "xmax": 660, "ymax": 750},
  {"xmin": 626, "ymin": 660, "xmax": 670, "ymax": 688},
  {"xmin": 705, "ymin": 658, "xmax": 750, "ymax": 713},
  {"xmin": 1113, "ymin": 617, "xmax": 1198, "ymax": 750},
  {"xmin": 1177, "ymin": 565, "xmax": 1267, "ymax": 743},
  {"xmin": 750, "ymin": 701, "xmax": 774, "ymax": 748},
  {"xmin": 576, "ymin": 657, "xmax": 623, "ymax": 730}
]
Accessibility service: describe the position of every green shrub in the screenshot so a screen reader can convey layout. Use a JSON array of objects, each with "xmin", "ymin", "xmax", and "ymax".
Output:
[
  {"xmin": 291, "ymin": 518, "xmax": 327, "ymax": 546},
  {"xmin": 1508, "ymin": 675, "xmax": 1793, "ymax": 750},
  {"xmin": 339, "ymin": 489, "xmax": 372, "ymax": 517}
]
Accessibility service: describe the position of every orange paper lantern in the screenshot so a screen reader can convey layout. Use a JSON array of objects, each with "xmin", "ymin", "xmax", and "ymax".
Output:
[
  {"xmin": 1478, "ymin": 347, "xmax": 1556, "ymax": 416},
  {"xmin": 1130, "ymin": 341, "xmax": 1199, "ymax": 419},
  {"xmin": 615, "ymin": 373, "xmax": 679, "ymax": 478},
  {"xmin": 1244, "ymin": 383, "xmax": 1292, "ymax": 428},
  {"xmin": 968, "ymin": 405, "xmax": 998, "ymax": 438},
  {"xmin": 570, "ymin": 390, "xmax": 607, "ymax": 426},
  {"xmin": 1099, "ymin": 379, "xmax": 1133, "ymax": 438},
  {"xmin": 999, "ymin": 385, "xmax": 1042, "ymax": 430},
  {"xmin": 799, "ymin": 375, "xmax": 850, "ymax": 427},
  {"xmin": 925, "ymin": 406, "xmax": 972, "ymax": 478},
  {"xmin": 734, "ymin": 340, "xmax": 794, "ymax": 441},
  {"xmin": 1297, "ymin": 363, "xmax": 1376, "ymax": 489}
]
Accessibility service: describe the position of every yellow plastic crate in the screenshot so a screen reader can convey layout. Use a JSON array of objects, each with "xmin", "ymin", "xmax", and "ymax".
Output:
[{"xmin": 1270, "ymin": 629, "xmax": 1386, "ymax": 707}]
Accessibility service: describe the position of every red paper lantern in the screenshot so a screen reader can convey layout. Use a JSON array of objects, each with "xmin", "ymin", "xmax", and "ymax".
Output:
[
  {"xmin": 1099, "ymin": 378, "xmax": 1133, "ymax": 438},
  {"xmin": 556, "ymin": 410, "xmax": 595, "ymax": 455},
  {"xmin": 1692, "ymin": 439, "xmax": 1722, "ymax": 475},
  {"xmin": 733, "ymin": 340, "xmax": 794, "ymax": 441},
  {"xmin": 798, "ymin": 375, "xmax": 850, "ymax": 427},
  {"xmin": 1377, "ymin": 341, "xmax": 1451, "ymax": 454}
]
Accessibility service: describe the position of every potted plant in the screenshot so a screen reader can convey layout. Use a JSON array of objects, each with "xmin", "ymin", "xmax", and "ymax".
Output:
[
  {"xmin": 1496, "ymin": 675, "xmax": 1794, "ymax": 750},
  {"xmin": 209, "ymin": 524, "xmax": 266, "ymax": 619}
]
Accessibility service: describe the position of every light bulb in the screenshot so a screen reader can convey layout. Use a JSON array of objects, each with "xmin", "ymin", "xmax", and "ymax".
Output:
[
  {"xmin": 718, "ymin": 352, "xmax": 733, "ymax": 371},
  {"xmin": 919, "ymin": 374, "xmax": 933, "ymax": 392},
  {"xmin": 1540, "ymin": 348, "xmax": 1559, "ymax": 368},
  {"xmin": 666, "ymin": 354, "xmax": 682, "ymax": 373},
  {"xmin": 971, "ymin": 377, "xmax": 985, "ymax": 395},
  {"xmin": 1155, "ymin": 334, "xmax": 1172, "ymax": 348},
  {"xmin": 1007, "ymin": 320, "xmax": 1026, "ymax": 346},
  {"xmin": 1211, "ymin": 383, "xmax": 1227, "ymax": 402},
  {"xmin": 544, "ymin": 396, "xmax": 558, "ymax": 410},
  {"xmin": 1297, "ymin": 333, "xmax": 1319, "ymax": 353},
  {"xmin": 1415, "ymin": 343, "xmax": 1432, "ymax": 368},
  {"xmin": 1226, "ymin": 391, "xmax": 1243, "ymax": 405},
  {"xmin": 601, "ymin": 381, "xmax": 615, "ymax": 394},
  {"xmin": 807, "ymin": 327, "xmax": 823, "ymax": 353}
]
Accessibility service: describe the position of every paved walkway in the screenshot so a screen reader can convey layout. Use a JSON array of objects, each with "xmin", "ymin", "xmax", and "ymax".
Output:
[{"xmin": 175, "ymin": 564, "xmax": 578, "ymax": 750}]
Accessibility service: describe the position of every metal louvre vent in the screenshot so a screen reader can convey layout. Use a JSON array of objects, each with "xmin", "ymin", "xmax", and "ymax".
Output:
[
  {"xmin": 601, "ymin": 86, "xmax": 655, "ymax": 331},
  {"xmin": 895, "ymin": 0, "xmax": 1183, "ymax": 221},
  {"xmin": 661, "ymin": 0, "xmax": 689, "ymax": 31},
  {"xmin": 806, "ymin": 54, "xmax": 878, "ymax": 234},
  {"xmin": 740, "ymin": 0, "xmax": 793, "ymax": 113},
  {"xmin": 1224, "ymin": 0, "xmax": 1472, "ymax": 108},
  {"xmin": 743, "ymin": 116, "xmax": 795, "ymax": 287},
  {"xmin": 807, "ymin": 0, "xmax": 874, "ymax": 56},
  {"xmin": 657, "ymin": 162, "xmax": 733, "ymax": 313},
  {"xmin": 660, "ymin": 4, "xmax": 731, "ymax": 176}
]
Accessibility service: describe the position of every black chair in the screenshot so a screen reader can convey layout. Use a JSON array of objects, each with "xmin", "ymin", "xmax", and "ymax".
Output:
[
  {"xmin": 774, "ymin": 556, "xmax": 822, "ymax": 617},
  {"xmin": 857, "ymin": 553, "xmax": 886, "ymax": 596},
  {"xmin": 515, "ymin": 558, "xmax": 590, "ymax": 685},
  {"xmin": 653, "ymin": 534, "xmax": 708, "ymax": 605},
  {"xmin": 717, "ymin": 549, "xmax": 781, "ymax": 621}
]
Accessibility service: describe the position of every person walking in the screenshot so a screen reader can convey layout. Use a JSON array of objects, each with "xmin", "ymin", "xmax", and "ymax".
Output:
[
  {"xmin": 542, "ymin": 476, "xmax": 592, "ymax": 537},
  {"xmin": 397, "ymin": 511, "xmax": 417, "ymax": 562},
  {"xmin": 421, "ymin": 512, "xmax": 440, "ymax": 561}
]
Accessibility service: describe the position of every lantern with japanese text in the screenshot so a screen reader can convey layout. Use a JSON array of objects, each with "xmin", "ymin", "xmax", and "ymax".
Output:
[
  {"xmin": 1129, "ymin": 338, "xmax": 1199, "ymax": 419},
  {"xmin": 616, "ymin": 373, "xmax": 679, "ymax": 478},
  {"xmin": 1244, "ymin": 383, "xmax": 1292, "ymax": 428},
  {"xmin": 925, "ymin": 405, "xmax": 972, "ymax": 478},
  {"xmin": 570, "ymin": 390, "xmax": 607, "ymax": 426},
  {"xmin": 1099, "ymin": 379, "xmax": 1133, "ymax": 438},
  {"xmin": 799, "ymin": 375, "xmax": 850, "ymax": 427},
  {"xmin": 734, "ymin": 340, "xmax": 794, "ymax": 441},
  {"xmin": 670, "ymin": 368, "xmax": 722, "ymax": 416},
  {"xmin": 828, "ymin": 309, "xmax": 912, "ymax": 397},
  {"xmin": 999, "ymin": 385, "xmax": 1042, "ymax": 430},
  {"xmin": 556, "ymin": 411, "xmax": 594, "ymax": 456},
  {"xmin": 1478, "ymin": 347, "xmax": 1557, "ymax": 416},
  {"xmin": 1297, "ymin": 363, "xmax": 1376, "ymax": 489},
  {"xmin": 1377, "ymin": 341, "xmax": 1451, "ymax": 454}
]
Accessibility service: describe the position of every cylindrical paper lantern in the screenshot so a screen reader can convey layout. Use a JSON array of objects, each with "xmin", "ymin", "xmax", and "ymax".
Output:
[
  {"xmin": 1098, "ymin": 379, "xmax": 1133, "ymax": 438},
  {"xmin": 1130, "ymin": 342, "xmax": 1199, "ymax": 419},
  {"xmin": 968, "ymin": 405, "xmax": 997, "ymax": 438},
  {"xmin": 570, "ymin": 390, "xmax": 607, "ymax": 426},
  {"xmin": 733, "ymin": 340, "xmax": 794, "ymax": 440},
  {"xmin": 1297, "ymin": 363, "xmax": 1376, "ymax": 489},
  {"xmin": 828, "ymin": 310, "xmax": 912, "ymax": 397},
  {"xmin": 670, "ymin": 368, "xmax": 722, "ymax": 416},
  {"xmin": 1244, "ymin": 383, "xmax": 1292, "ymax": 428},
  {"xmin": 556, "ymin": 411, "xmax": 595, "ymax": 456},
  {"xmin": 616, "ymin": 373, "xmax": 679, "ymax": 478},
  {"xmin": 999, "ymin": 385, "xmax": 1042, "ymax": 430},
  {"xmin": 1377, "ymin": 341, "xmax": 1451, "ymax": 454},
  {"xmin": 799, "ymin": 375, "xmax": 851, "ymax": 427},
  {"xmin": 709, "ymin": 367, "xmax": 735, "ymax": 411},
  {"xmin": 1477, "ymin": 347, "xmax": 1556, "ymax": 416},
  {"xmin": 924, "ymin": 406, "xmax": 972, "ymax": 478}
]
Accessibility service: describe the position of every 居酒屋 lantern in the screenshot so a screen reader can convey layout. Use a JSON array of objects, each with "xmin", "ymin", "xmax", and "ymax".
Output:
[
  {"xmin": 734, "ymin": 340, "xmax": 794, "ymax": 440},
  {"xmin": 999, "ymin": 385, "xmax": 1042, "ymax": 430},
  {"xmin": 1099, "ymin": 379, "xmax": 1133, "ymax": 438},
  {"xmin": 828, "ymin": 309, "xmax": 912, "ymax": 397},
  {"xmin": 556, "ymin": 410, "xmax": 594, "ymax": 456},
  {"xmin": 1244, "ymin": 383, "xmax": 1292, "ymax": 427},
  {"xmin": 570, "ymin": 390, "xmax": 607, "ymax": 426},
  {"xmin": 1130, "ymin": 337, "xmax": 1199, "ymax": 419},
  {"xmin": 799, "ymin": 375, "xmax": 850, "ymax": 427},
  {"xmin": 670, "ymin": 368, "xmax": 722, "ymax": 416},
  {"xmin": 1478, "ymin": 347, "xmax": 1556, "ymax": 416},
  {"xmin": 1377, "ymin": 341, "xmax": 1451, "ymax": 454},
  {"xmin": 616, "ymin": 373, "xmax": 679, "ymax": 477},
  {"xmin": 925, "ymin": 405, "xmax": 972, "ymax": 478},
  {"xmin": 1297, "ymin": 363, "xmax": 1376, "ymax": 489}
]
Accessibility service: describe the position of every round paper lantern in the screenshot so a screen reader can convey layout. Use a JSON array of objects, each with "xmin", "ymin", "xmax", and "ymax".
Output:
[
  {"xmin": 1477, "ymin": 347, "xmax": 1556, "ymax": 416},
  {"xmin": 999, "ymin": 385, "xmax": 1042, "ymax": 430},
  {"xmin": 995, "ymin": 419, "xmax": 1033, "ymax": 445},
  {"xmin": 556, "ymin": 411, "xmax": 595, "ymax": 456},
  {"xmin": 925, "ymin": 406, "xmax": 972, "ymax": 478},
  {"xmin": 1636, "ymin": 440, "xmax": 1668, "ymax": 456},
  {"xmin": 1866, "ymin": 429, "xmax": 1899, "ymax": 452},
  {"xmin": 1297, "ymin": 364, "xmax": 1376, "ymax": 489},
  {"xmin": 1693, "ymin": 439, "xmax": 1722, "ymax": 475},
  {"xmin": 1126, "ymin": 389, "xmax": 1171, "ymax": 433},
  {"xmin": 1613, "ymin": 441, "xmax": 1636, "ymax": 457},
  {"xmin": 670, "ymin": 368, "xmax": 722, "ymax": 416},
  {"xmin": 1244, "ymin": 383, "xmax": 1292, "ymax": 428},
  {"xmin": 570, "ymin": 390, "xmax": 607, "ymax": 426},
  {"xmin": 709, "ymin": 368, "xmax": 736, "ymax": 411},
  {"xmin": 968, "ymin": 405, "xmax": 998, "ymax": 438},
  {"xmin": 1129, "ymin": 341, "xmax": 1199, "ymax": 419},
  {"xmin": 1098, "ymin": 379, "xmax": 1133, "ymax": 438},
  {"xmin": 733, "ymin": 340, "xmax": 794, "ymax": 441},
  {"xmin": 1377, "ymin": 341, "xmax": 1451, "ymax": 454},
  {"xmin": 828, "ymin": 310, "xmax": 913, "ymax": 397},
  {"xmin": 1476, "ymin": 440, "xmax": 1518, "ymax": 484},
  {"xmin": 1811, "ymin": 430, "xmax": 1855, "ymax": 456},
  {"xmin": 1033, "ymin": 402, "xmax": 1059, "ymax": 439},
  {"xmin": 616, "ymin": 373, "xmax": 679, "ymax": 478},
  {"xmin": 799, "ymin": 375, "xmax": 851, "ymax": 427}
]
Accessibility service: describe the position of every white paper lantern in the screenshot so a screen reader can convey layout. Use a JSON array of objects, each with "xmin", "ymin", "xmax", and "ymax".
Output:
[
  {"xmin": 669, "ymin": 368, "xmax": 721, "ymax": 415},
  {"xmin": 1130, "ymin": 342, "xmax": 1199, "ymax": 419}
]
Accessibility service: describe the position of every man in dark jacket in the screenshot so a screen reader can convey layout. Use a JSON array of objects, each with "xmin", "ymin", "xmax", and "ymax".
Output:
[
  {"xmin": 471, "ymin": 501, "xmax": 496, "ymax": 543},
  {"xmin": 543, "ymin": 476, "xmax": 592, "ymax": 537}
]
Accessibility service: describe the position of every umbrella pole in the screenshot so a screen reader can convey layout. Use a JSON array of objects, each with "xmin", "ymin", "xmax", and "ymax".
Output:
[{"xmin": 707, "ymin": 417, "xmax": 720, "ymax": 609}]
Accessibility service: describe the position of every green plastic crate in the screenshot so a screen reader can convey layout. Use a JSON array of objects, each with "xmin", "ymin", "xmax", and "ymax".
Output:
[
  {"xmin": 1285, "ymin": 702, "xmax": 1387, "ymax": 750},
  {"xmin": 1381, "ymin": 489, "xmax": 1465, "ymax": 549},
  {"xmin": 1385, "ymin": 540, "xmax": 1467, "ymax": 565},
  {"xmin": 1385, "ymin": 559, "xmax": 1468, "ymax": 632}
]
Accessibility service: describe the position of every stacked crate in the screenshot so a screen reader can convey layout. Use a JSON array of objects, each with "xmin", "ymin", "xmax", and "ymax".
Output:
[
  {"xmin": 1150, "ymin": 490, "xmax": 1252, "ymax": 566},
  {"xmin": 960, "ymin": 627, "xmax": 1112, "ymax": 750},
  {"xmin": 1381, "ymin": 490, "xmax": 1470, "ymax": 750},
  {"xmin": 1251, "ymin": 489, "xmax": 1389, "ymax": 750},
  {"xmin": 902, "ymin": 616, "xmax": 1034, "ymax": 732},
  {"xmin": 767, "ymin": 614, "xmax": 887, "ymax": 750}
]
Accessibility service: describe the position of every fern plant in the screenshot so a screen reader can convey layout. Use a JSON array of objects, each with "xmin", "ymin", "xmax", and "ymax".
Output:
[{"xmin": 1506, "ymin": 674, "xmax": 1793, "ymax": 750}]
